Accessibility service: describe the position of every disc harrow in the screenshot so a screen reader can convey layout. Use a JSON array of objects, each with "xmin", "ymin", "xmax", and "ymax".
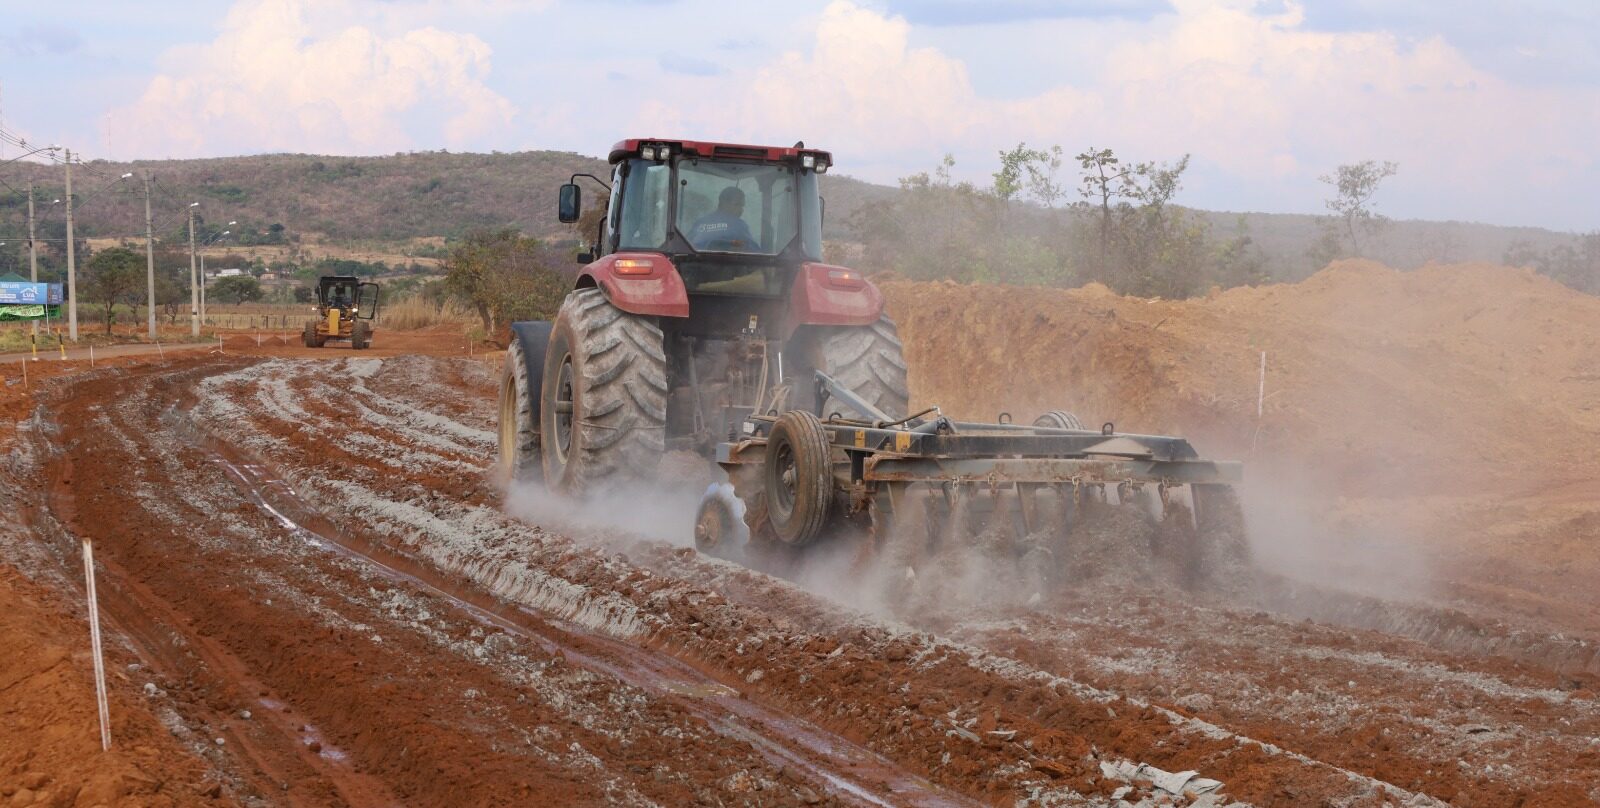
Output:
[{"xmin": 711, "ymin": 372, "xmax": 1247, "ymax": 590}]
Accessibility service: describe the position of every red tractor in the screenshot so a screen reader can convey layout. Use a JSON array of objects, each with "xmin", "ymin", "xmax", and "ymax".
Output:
[
  {"xmin": 498, "ymin": 138, "xmax": 907, "ymax": 489},
  {"xmin": 498, "ymin": 138, "xmax": 1243, "ymax": 581}
]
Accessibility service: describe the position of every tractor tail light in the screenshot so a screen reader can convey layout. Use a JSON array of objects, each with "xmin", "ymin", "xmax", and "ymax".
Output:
[
  {"xmin": 615, "ymin": 258, "xmax": 655, "ymax": 276},
  {"xmin": 825, "ymin": 268, "xmax": 864, "ymax": 289}
]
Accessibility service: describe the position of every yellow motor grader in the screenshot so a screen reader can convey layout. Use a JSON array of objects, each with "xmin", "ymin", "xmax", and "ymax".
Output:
[{"xmin": 303, "ymin": 276, "xmax": 378, "ymax": 349}]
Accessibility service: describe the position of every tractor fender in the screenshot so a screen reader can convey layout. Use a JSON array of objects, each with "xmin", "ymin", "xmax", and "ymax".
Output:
[
  {"xmin": 787, "ymin": 262, "xmax": 885, "ymax": 327},
  {"xmin": 577, "ymin": 253, "xmax": 690, "ymax": 318},
  {"xmin": 508, "ymin": 320, "xmax": 554, "ymax": 428}
]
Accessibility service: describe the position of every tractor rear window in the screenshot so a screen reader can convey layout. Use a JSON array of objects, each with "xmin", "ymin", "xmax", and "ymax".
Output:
[{"xmin": 676, "ymin": 160, "xmax": 810, "ymax": 258}]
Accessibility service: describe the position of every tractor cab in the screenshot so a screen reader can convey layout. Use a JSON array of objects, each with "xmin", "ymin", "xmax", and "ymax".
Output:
[{"xmin": 559, "ymin": 139, "xmax": 831, "ymax": 301}]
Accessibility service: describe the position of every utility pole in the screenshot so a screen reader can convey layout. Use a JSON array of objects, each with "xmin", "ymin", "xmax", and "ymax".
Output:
[
  {"xmin": 188, "ymin": 205, "xmax": 199, "ymax": 337},
  {"xmin": 65, "ymin": 148, "xmax": 78, "ymax": 341},
  {"xmin": 26, "ymin": 180, "xmax": 37, "ymax": 338},
  {"xmin": 144, "ymin": 172, "xmax": 156, "ymax": 339}
]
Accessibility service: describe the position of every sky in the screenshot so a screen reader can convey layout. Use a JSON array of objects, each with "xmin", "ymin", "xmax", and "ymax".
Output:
[{"xmin": 1, "ymin": 0, "xmax": 1597, "ymax": 231}]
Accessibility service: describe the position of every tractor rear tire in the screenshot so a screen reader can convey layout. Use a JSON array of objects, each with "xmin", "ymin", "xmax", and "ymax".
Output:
[
  {"xmin": 763, "ymin": 410, "xmax": 835, "ymax": 546},
  {"xmin": 352, "ymin": 320, "xmax": 372, "ymax": 350},
  {"xmin": 540, "ymin": 288, "xmax": 668, "ymax": 495},
  {"xmin": 811, "ymin": 316, "xmax": 910, "ymax": 421},
  {"xmin": 497, "ymin": 337, "xmax": 541, "ymax": 485},
  {"xmin": 302, "ymin": 321, "xmax": 323, "ymax": 348}
]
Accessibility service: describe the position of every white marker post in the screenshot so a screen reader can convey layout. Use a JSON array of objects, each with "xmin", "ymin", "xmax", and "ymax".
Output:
[
  {"xmin": 81, "ymin": 538, "xmax": 111, "ymax": 751},
  {"xmin": 1257, "ymin": 351, "xmax": 1266, "ymax": 418},
  {"xmin": 1252, "ymin": 351, "xmax": 1267, "ymax": 453}
]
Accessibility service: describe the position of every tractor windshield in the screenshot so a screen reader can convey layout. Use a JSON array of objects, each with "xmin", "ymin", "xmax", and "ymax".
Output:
[{"xmin": 616, "ymin": 158, "xmax": 822, "ymax": 260}]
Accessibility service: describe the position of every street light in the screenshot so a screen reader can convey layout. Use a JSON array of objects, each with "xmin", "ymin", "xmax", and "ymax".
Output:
[
  {"xmin": 199, "ymin": 223, "xmax": 237, "ymax": 320},
  {"xmin": 1, "ymin": 144, "xmax": 60, "ymax": 167}
]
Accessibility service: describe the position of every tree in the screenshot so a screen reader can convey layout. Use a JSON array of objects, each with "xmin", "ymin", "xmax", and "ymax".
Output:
[
  {"xmin": 85, "ymin": 247, "xmax": 143, "ymax": 334},
  {"xmin": 210, "ymin": 276, "xmax": 263, "ymax": 304},
  {"xmin": 994, "ymin": 143, "xmax": 1064, "ymax": 208},
  {"xmin": 1075, "ymin": 147, "xmax": 1133, "ymax": 274},
  {"xmin": 442, "ymin": 229, "xmax": 567, "ymax": 337},
  {"xmin": 1317, "ymin": 160, "xmax": 1398, "ymax": 259},
  {"xmin": 1503, "ymin": 233, "xmax": 1600, "ymax": 295},
  {"xmin": 1023, "ymin": 145, "xmax": 1065, "ymax": 208}
]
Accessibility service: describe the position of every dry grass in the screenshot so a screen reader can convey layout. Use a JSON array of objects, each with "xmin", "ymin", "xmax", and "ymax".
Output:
[{"xmin": 379, "ymin": 296, "xmax": 473, "ymax": 330}]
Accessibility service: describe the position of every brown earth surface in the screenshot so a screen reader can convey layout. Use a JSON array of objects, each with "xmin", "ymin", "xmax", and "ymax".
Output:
[{"xmin": 2, "ymin": 261, "xmax": 1598, "ymax": 806}]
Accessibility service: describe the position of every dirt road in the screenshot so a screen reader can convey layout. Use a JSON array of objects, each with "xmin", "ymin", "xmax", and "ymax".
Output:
[{"xmin": 3, "ymin": 263, "xmax": 1599, "ymax": 806}]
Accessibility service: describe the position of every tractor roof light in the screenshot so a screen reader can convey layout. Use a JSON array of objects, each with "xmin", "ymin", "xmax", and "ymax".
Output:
[
  {"xmin": 801, "ymin": 153, "xmax": 815, "ymax": 169},
  {"xmin": 641, "ymin": 145, "xmax": 657, "ymax": 160}
]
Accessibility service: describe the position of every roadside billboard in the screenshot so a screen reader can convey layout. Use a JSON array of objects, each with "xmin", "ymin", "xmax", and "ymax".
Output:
[{"xmin": 0, "ymin": 282, "xmax": 65, "ymax": 305}]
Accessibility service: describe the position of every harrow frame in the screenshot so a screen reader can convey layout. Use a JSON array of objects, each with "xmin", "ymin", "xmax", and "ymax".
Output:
[{"xmin": 713, "ymin": 372, "xmax": 1242, "ymax": 555}]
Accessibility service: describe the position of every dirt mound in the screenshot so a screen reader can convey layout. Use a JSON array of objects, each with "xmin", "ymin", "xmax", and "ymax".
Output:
[
  {"xmin": 884, "ymin": 261, "xmax": 1600, "ymax": 632},
  {"xmin": 884, "ymin": 261, "xmax": 1600, "ymax": 497},
  {"xmin": 222, "ymin": 335, "xmax": 256, "ymax": 349}
]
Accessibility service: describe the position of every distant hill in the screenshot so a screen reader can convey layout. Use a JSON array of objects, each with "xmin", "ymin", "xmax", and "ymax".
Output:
[
  {"xmin": 0, "ymin": 150, "xmax": 895, "ymax": 246},
  {"xmin": 0, "ymin": 149, "xmax": 1577, "ymax": 280}
]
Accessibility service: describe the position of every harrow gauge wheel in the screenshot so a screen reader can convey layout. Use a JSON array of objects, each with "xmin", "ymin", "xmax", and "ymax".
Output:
[
  {"xmin": 1033, "ymin": 410, "xmax": 1085, "ymax": 431},
  {"xmin": 764, "ymin": 410, "xmax": 834, "ymax": 546},
  {"xmin": 694, "ymin": 482, "xmax": 747, "ymax": 557}
]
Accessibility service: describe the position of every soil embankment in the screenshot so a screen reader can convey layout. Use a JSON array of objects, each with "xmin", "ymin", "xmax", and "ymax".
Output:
[{"xmin": 885, "ymin": 261, "xmax": 1600, "ymax": 634}]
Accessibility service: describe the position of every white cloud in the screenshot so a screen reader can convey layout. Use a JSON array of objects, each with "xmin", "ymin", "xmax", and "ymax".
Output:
[
  {"xmin": 100, "ymin": 0, "xmax": 515, "ymax": 157},
  {"xmin": 657, "ymin": 1, "xmax": 1598, "ymax": 226}
]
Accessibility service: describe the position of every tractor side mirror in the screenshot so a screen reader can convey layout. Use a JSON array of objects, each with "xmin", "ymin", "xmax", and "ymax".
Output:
[{"xmin": 558, "ymin": 183, "xmax": 582, "ymax": 223}]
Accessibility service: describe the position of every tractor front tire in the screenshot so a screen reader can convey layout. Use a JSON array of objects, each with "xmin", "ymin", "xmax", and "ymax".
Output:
[
  {"xmin": 497, "ymin": 337, "xmax": 541, "ymax": 485},
  {"xmin": 539, "ymin": 288, "xmax": 668, "ymax": 495},
  {"xmin": 352, "ymin": 320, "xmax": 372, "ymax": 350},
  {"xmin": 302, "ymin": 321, "xmax": 321, "ymax": 348},
  {"xmin": 812, "ymin": 316, "xmax": 910, "ymax": 421}
]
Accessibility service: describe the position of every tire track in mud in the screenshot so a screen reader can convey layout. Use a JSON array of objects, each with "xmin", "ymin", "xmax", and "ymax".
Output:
[
  {"xmin": 27, "ymin": 358, "xmax": 877, "ymax": 807},
  {"xmin": 184, "ymin": 356, "xmax": 1488, "ymax": 807},
  {"xmin": 205, "ymin": 445, "xmax": 971, "ymax": 808}
]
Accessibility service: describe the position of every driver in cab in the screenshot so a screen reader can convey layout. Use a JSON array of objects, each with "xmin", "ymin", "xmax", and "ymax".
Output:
[{"xmin": 689, "ymin": 187, "xmax": 756, "ymax": 251}]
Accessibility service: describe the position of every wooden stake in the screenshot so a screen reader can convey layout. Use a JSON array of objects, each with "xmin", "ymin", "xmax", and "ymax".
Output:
[{"xmin": 82, "ymin": 538, "xmax": 112, "ymax": 751}]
